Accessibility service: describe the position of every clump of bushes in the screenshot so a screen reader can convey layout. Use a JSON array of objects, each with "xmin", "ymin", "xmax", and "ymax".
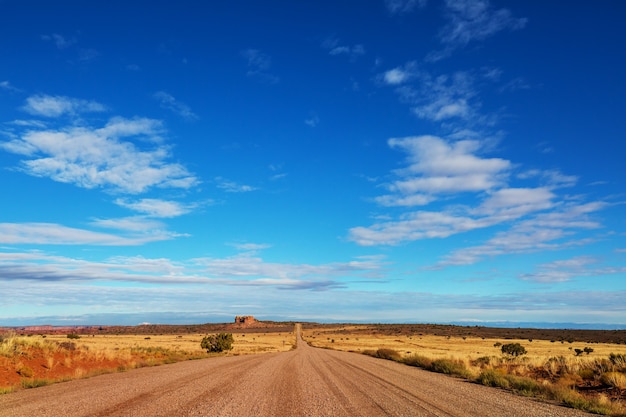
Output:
[
  {"xmin": 200, "ymin": 333, "xmax": 234, "ymax": 353},
  {"xmin": 501, "ymin": 343, "xmax": 527, "ymax": 357},
  {"xmin": 66, "ymin": 334, "xmax": 80, "ymax": 340}
]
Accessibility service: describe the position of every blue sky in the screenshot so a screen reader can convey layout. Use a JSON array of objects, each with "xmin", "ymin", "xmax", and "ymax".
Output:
[{"xmin": 1, "ymin": 1, "xmax": 625, "ymax": 327}]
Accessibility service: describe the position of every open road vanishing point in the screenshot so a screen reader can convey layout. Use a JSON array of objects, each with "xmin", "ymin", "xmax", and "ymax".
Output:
[{"xmin": 1, "ymin": 326, "xmax": 593, "ymax": 417}]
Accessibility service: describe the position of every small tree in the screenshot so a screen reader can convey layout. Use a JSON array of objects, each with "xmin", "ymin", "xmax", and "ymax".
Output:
[
  {"xmin": 201, "ymin": 333, "xmax": 234, "ymax": 353},
  {"xmin": 501, "ymin": 342, "xmax": 527, "ymax": 357}
]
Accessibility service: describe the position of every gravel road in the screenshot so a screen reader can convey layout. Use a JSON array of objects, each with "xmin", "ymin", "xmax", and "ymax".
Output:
[{"xmin": 0, "ymin": 326, "xmax": 593, "ymax": 417}]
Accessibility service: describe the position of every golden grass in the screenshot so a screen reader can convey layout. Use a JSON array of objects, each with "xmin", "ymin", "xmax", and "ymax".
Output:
[
  {"xmin": 303, "ymin": 325, "xmax": 626, "ymax": 365},
  {"xmin": 1, "ymin": 328, "xmax": 296, "ymax": 394},
  {"xmin": 302, "ymin": 325, "xmax": 626, "ymax": 416},
  {"xmin": 42, "ymin": 330, "xmax": 296, "ymax": 357}
]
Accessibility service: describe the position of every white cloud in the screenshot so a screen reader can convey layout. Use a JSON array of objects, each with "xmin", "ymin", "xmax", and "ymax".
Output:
[
  {"xmin": 0, "ymin": 249, "xmax": 386, "ymax": 291},
  {"xmin": 229, "ymin": 242, "xmax": 272, "ymax": 252},
  {"xmin": 437, "ymin": 202, "xmax": 607, "ymax": 266},
  {"xmin": 520, "ymin": 256, "xmax": 626, "ymax": 284},
  {"xmin": 0, "ymin": 223, "xmax": 176, "ymax": 246},
  {"xmin": 382, "ymin": 62, "xmax": 419, "ymax": 85},
  {"xmin": 350, "ymin": 135, "xmax": 607, "ymax": 256},
  {"xmin": 386, "ymin": 135, "xmax": 510, "ymax": 195},
  {"xmin": 90, "ymin": 216, "xmax": 167, "ymax": 232},
  {"xmin": 114, "ymin": 198, "xmax": 196, "ymax": 218},
  {"xmin": 22, "ymin": 94, "xmax": 106, "ymax": 117},
  {"xmin": 349, "ymin": 211, "xmax": 488, "ymax": 246},
  {"xmin": 153, "ymin": 91, "xmax": 198, "ymax": 120},
  {"xmin": 192, "ymin": 253, "xmax": 385, "ymax": 288},
  {"xmin": 1, "ymin": 116, "xmax": 198, "ymax": 194},
  {"xmin": 385, "ymin": 0, "xmax": 427, "ymax": 14},
  {"xmin": 474, "ymin": 187, "xmax": 555, "ymax": 220},
  {"xmin": 374, "ymin": 194, "xmax": 435, "ymax": 207}
]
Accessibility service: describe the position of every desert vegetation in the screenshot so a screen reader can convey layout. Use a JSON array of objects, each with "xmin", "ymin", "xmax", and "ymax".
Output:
[
  {"xmin": 303, "ymin": 324, "xmax": 626, "ymax": 416},
  {"xmin": 0, "ymin": 325, "xmax": 295, "ymax": 394}
]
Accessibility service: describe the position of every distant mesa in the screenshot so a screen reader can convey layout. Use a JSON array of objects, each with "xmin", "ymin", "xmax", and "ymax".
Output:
[{"xmin": 234, "ymin": 315, "xmax": 256, "ymax": 327}]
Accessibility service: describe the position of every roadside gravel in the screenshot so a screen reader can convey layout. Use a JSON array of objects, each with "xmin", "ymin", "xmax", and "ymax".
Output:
[{"xmin": 0, "ymin": 327, "xmax": 594, "ymax": 417}]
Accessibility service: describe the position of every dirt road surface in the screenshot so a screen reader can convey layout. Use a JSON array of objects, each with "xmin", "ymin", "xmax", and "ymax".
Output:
[{"xmin": 1, "ymin": 326, "xmax": 593, "ymax": 417}]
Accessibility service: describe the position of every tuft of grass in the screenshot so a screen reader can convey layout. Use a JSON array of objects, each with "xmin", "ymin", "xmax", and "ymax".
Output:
[
  {"xmin": 477, "ymin": 369, "xmax": 511, "ymax": 389},
  {"xmin": 600, "ymin": 371, "xmax": 626, "ymax": 390},
  {"xmin": 20, "ymin": 378, "xmax": 53, "ymax": 389},
  {"xmin": 0, "ymin": 386, "xmax": 15, "ymax": 395},
  {"xmin": 430, "ymin": 358, "xmax": 473, "ymax": 378},
  {"xmin": 402, "ymin": 353, "xmax": 432, "ymax": 369}
]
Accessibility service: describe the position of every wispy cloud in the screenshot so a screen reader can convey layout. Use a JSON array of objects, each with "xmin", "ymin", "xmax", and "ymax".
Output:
[
  {"xmin": 427, "ymin": 0, "xmax": 527, "ymax": 61},
  {"xmin": 519, "ymin": 256, "xmax": 626, "ymax": 284},
  {"xmin": 0, "ymin": 223, "xmax": 177, "ymax": 246},
  {"xmin": 21, "ymin": 95, "xmax": 107, "ymax": 117},
  {"xmin": 0, "ymin": 81, "xmax": 20, "ymax": 92},
  {"xmin": 305, "ymin": 113, "xmax": 320, "ymax": 127},
  {"xmin": 41, "ymin": 33, "xmax": 76, "ymax": 49},
  {"xmin": 385, "ymin": 0, "xmax": 427, "ymax": 15},
  {"xmin": 380, "ymin": 66, "xmax": 484, "ymax": 126},
  {"xmin": 1, "ymin": 110, "xmax": 198, "ymax": 194},
  {"xmin": 153, "ymin": 91, "xmax": 198, "ymax": 120},
  {"xmin": 241, "ymin": 49, "xmax": 279, "ymax": 83},
  {"xmin": 0, "ymin": 249, "xmax": 386, "ymax": 291},
  {"xmin": 322, "ymin": 38, "xmax": 366, "ymax": 61},
  {"xmin": 437, "ymin": 202, "xmax": 606, "ymax": 267},
  {"xmin": 90, "ymin": 216, "xmax": 168, "ymax": 233},
  {"xmin": 349, "ymin": 134, "xmax": 607, "ymax": 267},
  {"xmin": 215, "ymin": 177, "xmax": 257, "ymax": 193}
]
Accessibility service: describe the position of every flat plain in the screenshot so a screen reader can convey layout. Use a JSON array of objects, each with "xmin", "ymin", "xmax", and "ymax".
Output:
[{"xmin": 1, "ymin": 322, "xmax": 625, "ymax": 415}]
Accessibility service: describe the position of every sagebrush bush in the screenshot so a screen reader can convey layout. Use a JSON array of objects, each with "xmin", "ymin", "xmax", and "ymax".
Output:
[
  {"xmin": 200, "ymin": 333, "xmax": 234, "ymax": 353},
  {"xmin": 501, "ymin": 343, "xmax": 527, "ymax": 357}
]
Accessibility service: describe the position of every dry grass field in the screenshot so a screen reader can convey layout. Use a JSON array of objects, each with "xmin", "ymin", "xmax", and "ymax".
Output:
[
  {"xmin": 0, "ymin": 327, "xmax": 296, "ymax": 394},
  {"xmin": 302, "ymin": 324, "xmax": 626, "ymax": 416},
  {"xmin": 303, "ymin": 324, "xmax": 626, "ymax": 361}
]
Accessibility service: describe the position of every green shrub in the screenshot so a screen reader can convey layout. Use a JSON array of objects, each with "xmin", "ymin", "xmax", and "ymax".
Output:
[
  {"xmin": 200, "ymin": 333, "xmax": 234, "ymax": 353},
  {"xmin": 66, "ymin": 334, "xmax": 80, "ymax": 340},
  {"xmin": 501, "ymin": 343, "xmax": 527, "ymax": 357}
]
